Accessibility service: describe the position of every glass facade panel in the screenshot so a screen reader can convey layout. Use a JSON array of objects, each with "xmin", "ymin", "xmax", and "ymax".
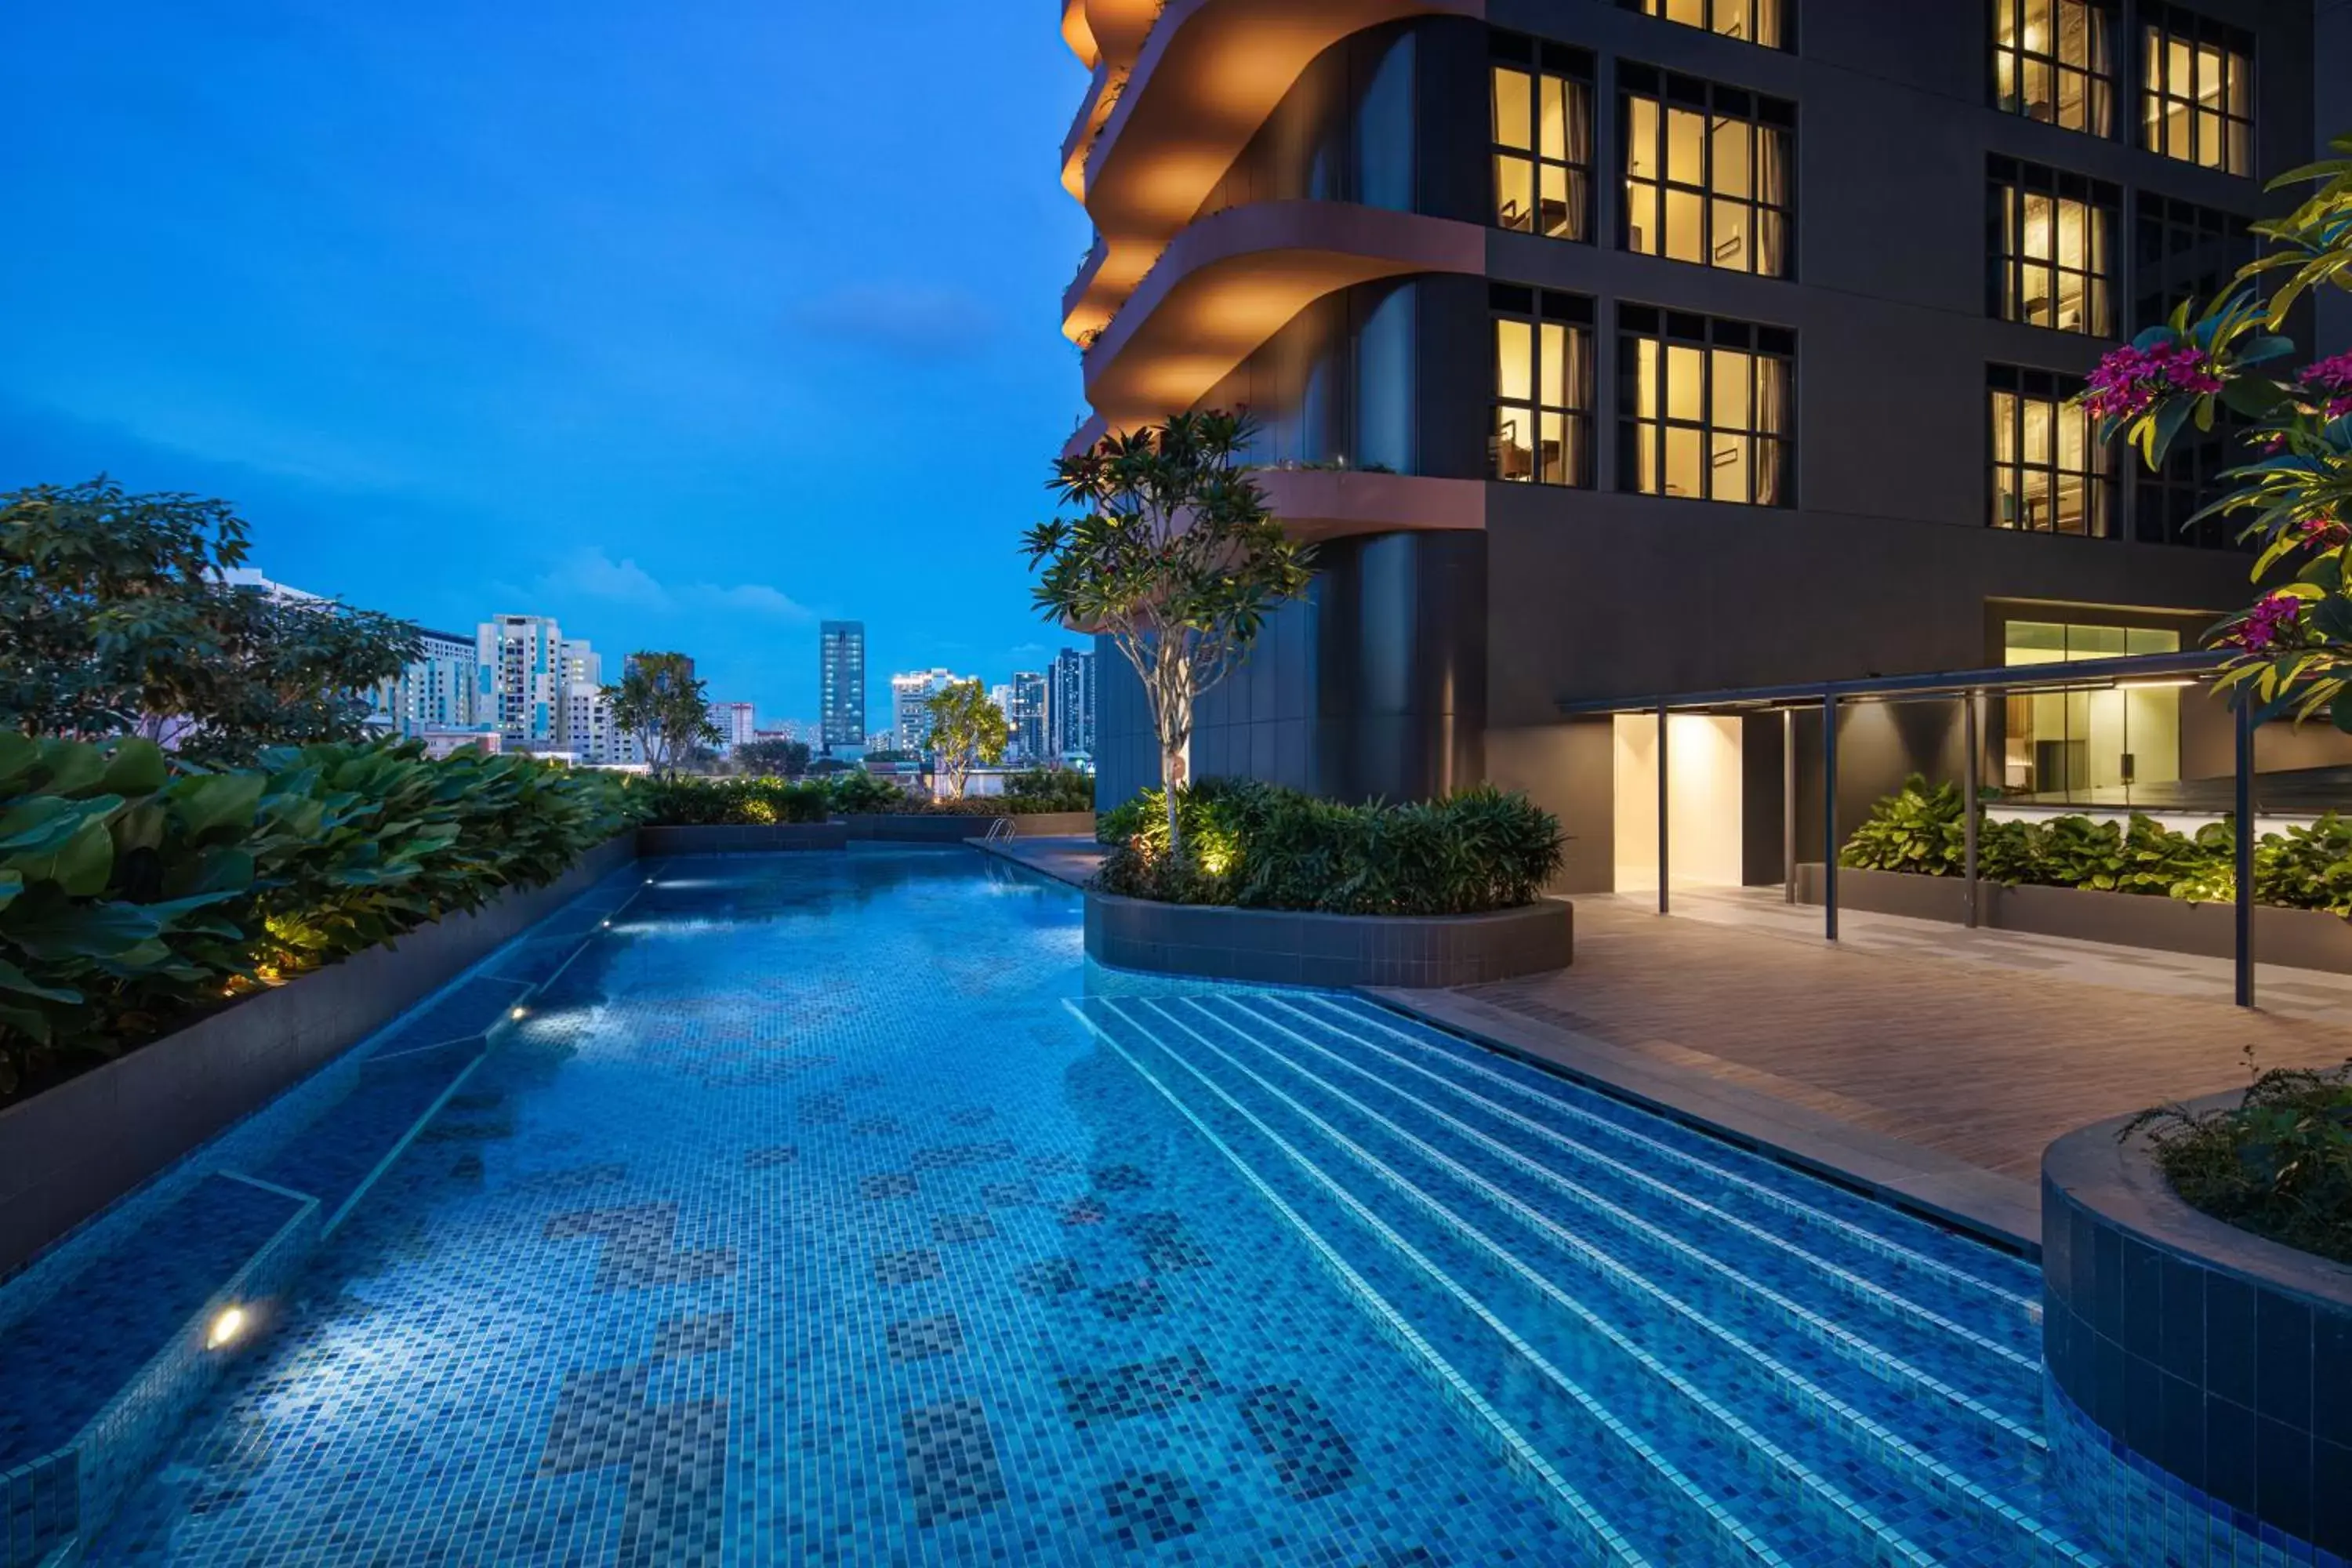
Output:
[
  {"xmin": 1623, "ymin": 74, "xmax": 1795, "ymax": 277},
  {"xmin": 1619, "ymin": 308, "xmax": 1793, "ymax": 505},
  {"xmin": 1988, "ymin": 367, "xmax": 2110, "ymax": 535},
  {"xmin": 1991, "ymin": 0, "xmax": 2114, "ymax": 135},
  {"xmin": 2001, "ymin": 620, "xmax": 2183, "ymax": 800},
  {"xmin": 2140, "ymin": 5, "xmax": 2252, "ymax": 175},
  {"xmin": 1492, "ymin": 53, "xmax": 1592, "ymax": 241},
  {"xmin": 1492, "ymin": 296, "xmax": 1593, "ymax": 485},
  {"xmin": 1627, "ymin": 0, "xmax": 1784, "ymax": 49}
]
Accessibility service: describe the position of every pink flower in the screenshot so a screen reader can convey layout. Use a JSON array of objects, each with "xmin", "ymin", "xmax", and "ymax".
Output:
[
  {"xmin": 2299, "ymin": 354, "xmax": 2352, "ymax": 419},
  {"xmin": 2301, "ymin": 514, "xmax": 2350, "ymax": 547},
  {"xmin": 2236, "ymin": 592, "xmax": 2303, "ymax": 653},
  {"xmin": 2082, "ymin": 341, "xmax": 2227, "ymax": 423}
]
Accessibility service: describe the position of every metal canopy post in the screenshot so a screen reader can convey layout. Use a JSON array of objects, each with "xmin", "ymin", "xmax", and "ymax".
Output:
[
  {"xmin": 2236, "ymin": 698, "xmax": 2256, "ymax": 1008},
  {"xmin": 1782, "ymin": 707, "xmax": 1797, "ymax": 905},
  {"xmin": 1963, "ymin": 690, "xmax": 1981, "ymax": 929},
  {"xmin": 1823, "ymin": 690, "xmax": 1839, "ymax": 942},
  {"xmin": 1657, "ymin": 700, "xmax": 1670, "ymax": 916}
]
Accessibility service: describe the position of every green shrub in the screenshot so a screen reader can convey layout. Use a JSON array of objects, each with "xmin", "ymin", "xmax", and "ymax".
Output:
[
  {"xmin": 1095, "ymin": 779, "xmax": 1563, "ymax": 916},
  {"xmin": 2126, "ymin": 1059, "xmax": 2352, "ymax": 1265},
  {"xmin": 630, "ymin": 775, "xmax": 831, "ymax": 826},
  {"xmin": 1839, "ymin": 778, "xmax": 2352, "ymax": 915},
  {"xmin": 1004, "ymin": 766, "xmax": 1094, "ymax": 814},
  {"xmin": 825, "ymin": 771, "xmax": 916, "ymax": 815},
  {"xmin": 0, "ymin": 735, "xmax": 632, "ymax": 1097}
]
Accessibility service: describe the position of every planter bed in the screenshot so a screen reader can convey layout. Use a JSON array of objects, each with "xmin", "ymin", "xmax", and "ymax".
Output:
[
  {"xmin": 636, "ymin": 822, "xmax": 848, "ymax": 855},
  {"xmin": 1083, "ymin": 890, "xmax": 1572, "ymax": 988},
  {"xmin": 2043, "ymin": 1104, "xmax": 2352, "ymax": 1565},
  {"xmin": 1795, "ymin": 863, "xmax": 2352, "ymax": 973}
]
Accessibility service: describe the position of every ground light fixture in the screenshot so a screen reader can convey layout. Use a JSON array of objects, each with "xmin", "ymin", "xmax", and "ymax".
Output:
[
  {"xmin": 511, "ymin": 1006, "xmax": 528, "ymax": 1020},
  {"xmin": 206, "ymin": 1305, "xmax": 248, "ymax": 1350}
]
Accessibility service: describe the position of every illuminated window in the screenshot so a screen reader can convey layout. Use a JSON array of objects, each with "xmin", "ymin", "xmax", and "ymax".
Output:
[
  {"xmin": 1617, "ymin": 306, "xmax": 1794, "ymax": 506},
  {"xmin": 1491, "ymin": 37, "xmax": 1593, "ymax": 241},
  {"xmin": 1991, "ymin": 0, "xmax": 2115, "ymax": 136},
  {"xmin": 1987, "ymin": 158, "xmax": 2118, "ymax": 335},
  {"xmin": 2141, "ymin": 5, "xmax": 2252, "ymax": 175},
  {"xmin": 1621, "ymin": 67, "xmax": 1794, "ymax": 278},
  {"xmin": 2002, "ymin": 619, "xmax": 2182, "ymax": 799},
  {"xmin": 1988, "ymin": 366, "xmax": 2111, "ymax": 536},
  {"xmin": 1621, "ymin": 0, "xmax": 1784, "ymax": 49},
  {"xmin": 1491, "ymin": 285, "xmax": 1595, "ymax": 485}
]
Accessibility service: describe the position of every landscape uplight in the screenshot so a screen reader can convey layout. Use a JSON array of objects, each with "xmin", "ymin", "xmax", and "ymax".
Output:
[{"xmin": 207, "ymin": 1306, "xmax": 249, "ymax": 1349}]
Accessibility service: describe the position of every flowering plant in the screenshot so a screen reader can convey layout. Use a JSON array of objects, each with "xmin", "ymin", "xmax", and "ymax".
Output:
[{"xmin": 2085, "ymin": 134, "xmax": 2352, "ymax": 728}]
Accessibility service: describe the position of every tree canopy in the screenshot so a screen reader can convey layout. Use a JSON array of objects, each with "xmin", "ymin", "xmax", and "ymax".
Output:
[
  {"xmin": 923, "ymin": 678, "xmax": 1010, "ymax": 800},
  {"xmin": 606, "ymin": 652, "xmax": 719, "ymax": 775}
]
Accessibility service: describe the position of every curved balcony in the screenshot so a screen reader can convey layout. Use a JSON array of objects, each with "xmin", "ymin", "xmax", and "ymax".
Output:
[
  {"xmin": 1080, "ymin": 199, "xmax": 1485, "ymax": 434},
  {"xmin": 1058, "ymin": 60, "xmax": 1123, "ymax": 201},
  {"xmin": 1254, "ymin": 467, "xmax": 1486, "ymax": 543},
  {"xmin": 1063, "ymin": 0, "xmax": 1163, "ymax": 71},
  {"xmin": 1064, "ymin": 0, "xmax": 1484, "ymax": 340}
]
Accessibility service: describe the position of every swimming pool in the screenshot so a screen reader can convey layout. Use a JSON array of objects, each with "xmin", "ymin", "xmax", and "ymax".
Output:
[{"xmin": 73, "ymin": 848, "xmax": 2088, "ymax": 1565}]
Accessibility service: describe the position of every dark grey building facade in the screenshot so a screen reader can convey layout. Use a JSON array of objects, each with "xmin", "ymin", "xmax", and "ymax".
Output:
[{"xmin": 1062, "ymin": 0, "xmax": 2352, "ymax": 890}]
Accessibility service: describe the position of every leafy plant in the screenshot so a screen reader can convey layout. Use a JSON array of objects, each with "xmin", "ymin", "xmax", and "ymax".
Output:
[
  {"xmin": 606, "ymin": 652, "xmax": 720, "ymax": 776},
  {"xmin": 2125, "ymin": 1054, "xmax": 2352, "ymax": 1265},
  {"xmin": 1004, "ymin": 766, "xmax": 1094, "ymax": 813},
  {"xmin": 1838, "ymin": 775, "xmax": 1966, "ymax": 876},
  {"xmin": 630, "ymin": 775, "xmax": 832, "ymax": 826},
  {"xmin": 923, "ymin": 679, "xmax": 1010, "ymax": 800},
  {"xmin": 728, "ymin": 738, "xmax": 811, "ymax": 776},
  {"xmin": 1096, "ymin": 779, "xmax": 1563, "ymax": 916},
  {"xmin": 1024, "ymin": 411, "xmax": 1314, "ymax": 853}
]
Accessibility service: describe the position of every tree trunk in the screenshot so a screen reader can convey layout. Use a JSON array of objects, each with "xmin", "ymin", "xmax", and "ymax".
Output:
[{"xmin": 1160, "ymin": 744, "xmax": 1187, "ymax": 854}]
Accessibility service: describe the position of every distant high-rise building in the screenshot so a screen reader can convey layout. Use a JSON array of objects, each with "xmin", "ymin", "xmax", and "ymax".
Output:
[
  {"xmin": 624, "ymin": 652, "xmax": 693, "ymax": 684},
  {"xmin": 890, "ymin": 668, "xmax": 960, "ymax": 753},
  {"xmin": 375, "ymin": 628, "xmax": 481, "ymax": 738},
  {"xmin": 1008, "ymin": 670, "xmax": 1048, "ymax": 763},
  {"xmin": 561, "ymin": 681, "xmax": 641, "ymax": 765},
  {"xmin": 558, "ymin": 639, "xmax": 602, "ymax": 690},
  {"xmin": 708, "ymin": 701, "xmax": 757, "ymax": 750},
  {"xmin": 220, "ymin": 568, "xmax": 323, "ymax": 603},
  {"xmin": 1048, "ymin": 648, "xmax": 1095, "ymax": 761},
  {"xmin": 478, "ymin": 615, "xmax": 564, "ymax": 745},
  {"xmin": 819, "ymin": 622, "xmax": 866, "ymax": 753}
]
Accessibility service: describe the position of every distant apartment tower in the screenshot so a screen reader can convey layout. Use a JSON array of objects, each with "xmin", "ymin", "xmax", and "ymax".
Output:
[
  {"xmin": 478, "ymin": 615, "xmax": 564, "ymax": 745},
  {"xmin": 558, "ymin": 639, "xmax": 601, "ymax": 690},
  {"xmin": 890, "ymin": 669, "xmax": 959, "ymax": 753},
  {"xmin": 1048, "ymin": 648, "xmax": 1095, "ymax": 761},
  {"xmin": 1008, "ymin": 671, "xmax": 1048, "ymax": 762},
  {"xmin": 561, "ymin": 681, "xmax": 628, "ymax": 764},
  {"xmin": 375, "ymin": 628, "xmax": 481, "ymax": 737},
  {"xmin": 708, "ymin": 701, "xmax": 757, "ymax": 750},
  {"xmin": 819, "ymin": 622, "xmax": 866, "ymax": 753}
]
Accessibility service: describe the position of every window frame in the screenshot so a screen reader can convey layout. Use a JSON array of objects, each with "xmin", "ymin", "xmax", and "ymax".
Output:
[
  {"xmin": 1490, "ymin": 285, "xmax": 1596, "ymax": 487},
  {"xmin": 1988, "ymin": 0, "xmax": 2118, "ymax": 137},
  {"xmin": 2132, "ymin": 191, "xmax": 2255, "ymax": 328},
  {"xmin": 2139, "ymin": 2, "xmax": 2254, "ymax": 176},
  {"xmin": 1620, "ymin": 64, "xmax": 1798, "ymax": 280},
  {"xmin": 1985, "ymin": 155, "xmax": 2121, "ymax": 336},
  {"xmin": 1987, "ymin": 365, "xmax": 2113, "ymax": 539},
  {"xmin": 1617, "ymin": 0, "xmax": 1789, "ymax": 51},
  {"xmin": 1489, "ymin": 34, "xmax": 1596, "ymax": 245},
  {"xmin": 1615, "ymin": 303, "xmax": 1796, "ymax": 507}
]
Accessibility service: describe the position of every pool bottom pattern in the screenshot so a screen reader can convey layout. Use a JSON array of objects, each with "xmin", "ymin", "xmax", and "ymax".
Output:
[{"xmin": 85, "ymin": 852, "xmax": 1575, "ymax": 1566}]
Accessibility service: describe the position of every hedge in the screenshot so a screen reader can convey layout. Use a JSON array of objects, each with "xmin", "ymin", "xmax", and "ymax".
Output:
[{"xmin": 631, "ymin": 766, "xmax": 1093, "ymax": 826}]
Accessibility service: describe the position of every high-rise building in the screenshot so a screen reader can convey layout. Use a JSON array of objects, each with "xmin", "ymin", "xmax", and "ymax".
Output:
[
  {"xmin": 890, "ymin": 668, "xmax": 960, "ymax": 753},
  {"xmin": 708, "ymin": 701, "xmax": 757, "ymax": 750},
  {"xmin": 819, "ymin": 622, "xmax": 866, "ymax": 753},
  {"xmin": 374, "ymin": 628, "xmax": 481, "ymax": 737},
  {"xmin": 478, "ymin": 615, "xmax": 564, "ymax": 746},
  {"xmin": 1048, "ymin": 648, "xmax": 1094, "ymax": 761},
  {"xmin": 1009, "ymin": 670, "xmax": 1049, "ymax": 763},
  {"xmin": 1062, "ymin": 2, "xmax": 2350, "ymax": 888},
  {"xmin": 560, "ymin": 681, "xmax": 641, "ymax": 765},
  {"xmin": 558, "ymin": 639, "xmax": 601, "ymax": 690}
]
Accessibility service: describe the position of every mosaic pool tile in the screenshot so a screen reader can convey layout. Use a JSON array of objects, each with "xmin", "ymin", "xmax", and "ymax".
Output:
[{"xmin": 60, "ymin": 851, "xmax": 2107, "ymax": 1567}]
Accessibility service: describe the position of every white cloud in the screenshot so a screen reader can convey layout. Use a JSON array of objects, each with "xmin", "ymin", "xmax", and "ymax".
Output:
[{"xmin": 534, "ymin": 546, "xmax": 808, "ymax": 623}]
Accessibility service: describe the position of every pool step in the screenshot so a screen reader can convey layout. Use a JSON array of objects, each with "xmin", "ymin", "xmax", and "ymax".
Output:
[
  {"xmin": 1073, "ymin": 994, "xmax": 2108, "ymax": 1568},
  {"xmin": 0, "ymin": 871, "xmax": 644, "ymax": 1568}
]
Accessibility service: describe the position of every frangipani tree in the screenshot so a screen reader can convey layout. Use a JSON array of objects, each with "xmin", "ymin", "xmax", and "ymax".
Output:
[
  {"xmin": 924, "ymin": 677, "xmax": 1008, "ymax": 800},
  {"xmin": 607, "ymin": 652, "xmax": 719, "ymax": 776},
  {"xmin": 2084, "ymin": 134, "xmax": 2352, "ymax": 725},
  {"xmin": 1023, "ymin": 410, "xmax": 1313, "ymax": 852}
]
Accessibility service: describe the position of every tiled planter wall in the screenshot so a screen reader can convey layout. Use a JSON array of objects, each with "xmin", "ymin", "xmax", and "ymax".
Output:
[
  {"xmin": 2042, "ymin": 1105, "xmax": 2352, "ymax": 1566},
  {"xmin": 1083, "ymin": 891, "xmax": 1572, "ymax": 988}
]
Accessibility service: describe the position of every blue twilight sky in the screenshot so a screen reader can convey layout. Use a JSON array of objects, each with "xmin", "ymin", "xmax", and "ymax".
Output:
[{"xmin": 0, "ymin": 2, "xmax": 1094, "ymax": 731}]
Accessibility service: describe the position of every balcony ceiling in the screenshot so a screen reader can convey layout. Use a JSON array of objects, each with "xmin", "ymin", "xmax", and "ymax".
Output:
[
  {"xmin": 1063, "ymin": 0, "xmax": 1484, "ymax": 339},
  {"xmin": 1080, "ymin": 200, "xmax": 1485, "ymax": 434}
]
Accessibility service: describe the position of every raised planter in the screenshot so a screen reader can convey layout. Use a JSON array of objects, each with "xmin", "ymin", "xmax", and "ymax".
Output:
[
  {"xmin": 0, "ymin": 833, "xmax": 640, "ymax": 1282},
  {"xmin": 636, "ymin": 822, "xmax": 848, "ymax": 855},
  {"xmin": 2043, "ymin": 1105, "xmax": 2352, "ymax": 1564},
  {"xmin": 1006, "ymin": 810, "xmax": 1098, "ymax": 837},
  {"xmin": 1084, "ymin": 890, "xmax": 1572, "ymax": 988},
  {"xmin": 1795, "ymin": 863, "xmax": 2352, "ymax": 974}
]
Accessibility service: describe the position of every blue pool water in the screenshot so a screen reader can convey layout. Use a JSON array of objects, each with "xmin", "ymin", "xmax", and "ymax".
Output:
[{"xmin": 73, "ymin": 848, "xmax": 2090, "ymax": 1566}]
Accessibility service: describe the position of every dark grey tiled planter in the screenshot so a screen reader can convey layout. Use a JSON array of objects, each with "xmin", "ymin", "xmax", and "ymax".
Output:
[
  {"xmin": 2042, "ymin": 1104, "xmax": 2352, "ymax": 1563},
  {"xmin": 636, "ymin": 822, "xmax": 848, "ymax": 854},
  {"xmin": 1797, "ymin": 863, "xmax": 2352, "ymax": 974},
  {"xmin": 1007, "ymin": 811, "xmax": 1098, "ymax": 837},
  {"xmin": 1083, "ymin": 891, "xmax": 1572, "ymax": 988},
  {"xmin": 837, "ymin": 814, "xmax": 1003, "ymax": 842},
  {"xmin": 0, "ymin": 834, "xmax": 639, "ymax": 1282}
]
